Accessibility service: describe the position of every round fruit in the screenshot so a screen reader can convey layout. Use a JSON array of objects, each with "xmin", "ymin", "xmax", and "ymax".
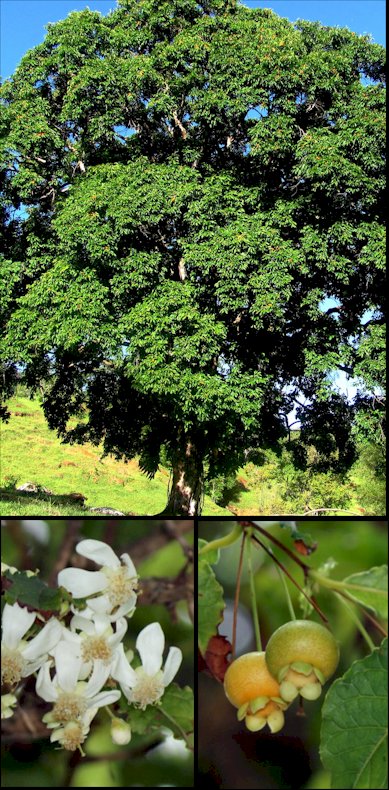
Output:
[
  {"xmin": 265, "ymin": 620, "xmax": 339, "ymax": 703},
  {"xmin": 223, "ymin": 651, "xmax": 288, "ymax": 733}
]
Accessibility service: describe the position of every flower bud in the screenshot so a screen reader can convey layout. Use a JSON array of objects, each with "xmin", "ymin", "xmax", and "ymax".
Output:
[
  {"xmin": 111, "ymin": 717, "xmax": 132, "ymax": 745},
  {"xmin": 1, "ymin": 693, "xmax": 17, "ymax": 719}
]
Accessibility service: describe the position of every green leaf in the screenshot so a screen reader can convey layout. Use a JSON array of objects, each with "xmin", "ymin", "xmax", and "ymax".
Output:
[
  {"xmin": 159, "ymin": 684, "xmax": 194, "ymax": 740},
  {"xmin": 3, "ymin": 570, "xmax": 62, "ymax": 612},
  {"xmin": 125, "ymin": 703, "xmax": 158, "ymax": 736},
  {"xmin": 198, "ymin": 560, "xmax": 225, "ymax": 655},
  {"xmin": 124, "ymin": 684, "xmax": 193, "ymax": 743},
  {"xmin": 320, "ymin": 638, "xmax": 388, "ymax": 789},
  {"xmin": 198, "ymin": 538, "xmax": 220, "ymax": 565},
  {"xmin": 341, "ymin": 566, "xmax": 388, "ymax": 618}
]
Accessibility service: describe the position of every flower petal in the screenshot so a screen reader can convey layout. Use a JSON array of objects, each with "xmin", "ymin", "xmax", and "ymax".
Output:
[
  {"xmin": 70, "ymin": 614, "xmax": 95, "ymax": 635},
  {"xmin": 111, "ymin": 644, "xmax": 137, "ymax": 688},
  {"xmin": 84, "ymin": 660, "xmax": 111, "ymax": 698},
  {"xmin": 109, "ymin": 618, "xmax": 127, "ymax": 648},
  {"xmin": 53, "ymin": 641, "xmax": 82, "ymax": 692},
  {"xmin": 136, "ymin": 622, "xmax": 164, "ymax": 676},
  {"xmin": 1, "ymin": 603, "xmax": 36, "ymax": 649},
  {"xmin": 76, "ymin": 540, "xmax": 120, "ymax": 569},
  {"xmin": 36, "ymin": 661, "xmax": 58, "ymax": 702},
  {"xmin": 163, "ymin": 647, "xmax": 183, "ymax": 687},
  {"xmin": 85, "ymin": 594, "xmax": 112, "ymax": 614},
  {"xmin": 87, "ymin": 690, "xmax": 121, "ymax": 709},
  {"xmin": 92, "ymin": 613, "xmax": 112, "ymax": 636},
  {"xmin": 22, "ymin": 618, "xmax": 62, "ymax": 660},
  {"xmin": 21, "ymin": 656, "xmax": 49, "ymax": 677},
  {"xmin": 106, "ymin": 596, "xmax": 137, "ymax": 621},
  {"xmin": 58, "ymin": 568, "xmax": 108, "ymax": 597},
  {"xmin": 50, "ymin": 728, "xmax": 64, "ymax": 743},
  {"xmin": 120, "ymin": 553, "xmax": 138, "ymax": 578},
  {"xmin": 82, "ymin": 706, "xmax": 98, "ymax": 729}
]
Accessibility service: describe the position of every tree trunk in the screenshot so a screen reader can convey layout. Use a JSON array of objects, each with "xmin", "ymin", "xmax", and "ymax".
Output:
[{"xmin": 163, "ymin": 440, "xmax": 204, "ymax": 516}]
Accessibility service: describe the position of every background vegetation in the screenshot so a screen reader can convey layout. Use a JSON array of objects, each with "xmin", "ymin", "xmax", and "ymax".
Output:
[{"xmin": 1, "ymin": 393, "xmax": 385, "ymax": 516}]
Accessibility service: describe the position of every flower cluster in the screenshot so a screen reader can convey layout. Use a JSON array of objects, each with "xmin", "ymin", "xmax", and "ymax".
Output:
[{"xmin": 1, "ymin": 540, "xmax": 183, "ymax": 754}]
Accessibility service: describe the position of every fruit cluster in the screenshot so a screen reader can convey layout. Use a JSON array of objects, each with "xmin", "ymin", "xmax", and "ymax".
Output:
[{"xmin": 223, "ymin": 620, "xmax": 339, "ymax": 733}]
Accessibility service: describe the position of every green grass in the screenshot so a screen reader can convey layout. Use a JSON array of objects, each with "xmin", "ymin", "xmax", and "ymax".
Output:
[
  {"xmin": 1, "ymin": 395, "xmax": 384, "ymax": 516},
  {"xmin": 1, "ymin": 395, "xmax": 228, "ymax": 516}
]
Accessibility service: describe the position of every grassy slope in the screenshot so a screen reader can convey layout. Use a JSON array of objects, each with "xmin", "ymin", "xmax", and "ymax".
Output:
[
  {"xmin": 1, "ymin": 396, "xmax": 382, "ymax": 516},
  {"xmin": 1, "ymin": 396, "xmax": 228, "ymax": 516}
]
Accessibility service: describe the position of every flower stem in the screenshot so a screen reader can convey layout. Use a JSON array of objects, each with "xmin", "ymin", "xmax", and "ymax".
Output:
[
  {"xmin": 334, "ymin": 593, "xmax": 375, "ymax": 651},
  {"xmin": 310, "ymin": 570, "xmax": 387, "ymax": 599},
  {"xmin": 275, "ymin": 563, "xmax": 296, "ymax": 620},
  {"xmin": 232, "ymin": 531, "xmax": 246, "ymax": 659},
  {"xmin": 198, "ymin": 524, "xmax": 243, "ymax": 556},
  {"xmin": 158, "ymin": 707, "xmax": 191, "ymax": 749},
  {"xmin": 247, "ymin": 533, "xmax": 262, "ymax": 651}
]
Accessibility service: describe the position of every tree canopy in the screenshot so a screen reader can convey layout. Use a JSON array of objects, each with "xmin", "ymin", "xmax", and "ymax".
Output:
[{"xmin": 0, "ymin": 0, "xmax": 386, "ymax": 514}]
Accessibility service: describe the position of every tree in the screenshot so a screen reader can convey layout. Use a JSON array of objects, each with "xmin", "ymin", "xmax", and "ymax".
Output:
[{"xmin": 0, "ymin": 0, "xmax": 386, "ymax": 514}]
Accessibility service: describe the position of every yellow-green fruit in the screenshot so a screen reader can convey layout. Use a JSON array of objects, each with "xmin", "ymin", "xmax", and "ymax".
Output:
[
  {"xmin": 265, "ymin": 621, "xmax": 339, "ymax": 683},
  {"xmin": 224, "ymin": 652, "xmax": 280, "ymax": 707},
  {"xmin": 223, "ymin": 651, "xmax": 287, "ymax": 733}
]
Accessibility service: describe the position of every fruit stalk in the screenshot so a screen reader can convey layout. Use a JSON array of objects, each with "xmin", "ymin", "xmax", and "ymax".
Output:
[{"xmin": 247, "ymin": 534, "xmax": 262, "ymax": 651}]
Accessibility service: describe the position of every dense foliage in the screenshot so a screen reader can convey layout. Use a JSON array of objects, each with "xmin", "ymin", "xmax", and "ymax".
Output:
[{"xmin": 1, "ymin": 0, "xmax": 386, "ymax": 513}]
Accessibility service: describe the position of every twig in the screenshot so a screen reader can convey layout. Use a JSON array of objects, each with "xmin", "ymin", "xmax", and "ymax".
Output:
[
  {"xmin": 243, "ymin": 521, "xmax": 310, "ymax": 574},
  {"xmin": 139, "ymin": 576, "xmax": 190, "ymax": 608},
  {"xmin": 251, "ymin": 534, "xmax": 328, "ymax": 623},
  {"xmin": 48, "ymin": 520, "xmax": 82, "ymax": 585}
]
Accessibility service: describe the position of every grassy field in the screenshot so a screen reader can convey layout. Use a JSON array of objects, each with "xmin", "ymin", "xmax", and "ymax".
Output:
[
  {"xmin": 1, "ymin": 395, "xmax": 383, "ymax": 516},
  {"xmin": 0, "ymin": 395, "xmax": 228, "ymax": 516}
]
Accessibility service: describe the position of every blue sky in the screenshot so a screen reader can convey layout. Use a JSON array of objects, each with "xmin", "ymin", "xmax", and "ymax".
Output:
[{"xmin": 0, "ymin": 0, "xmax": 385, "ymax": 79}]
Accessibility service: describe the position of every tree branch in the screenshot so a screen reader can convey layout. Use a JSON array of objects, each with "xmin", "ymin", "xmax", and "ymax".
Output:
[{"xmin": 48, "ymin": 520, "xmax": 83, "ymax": 585}]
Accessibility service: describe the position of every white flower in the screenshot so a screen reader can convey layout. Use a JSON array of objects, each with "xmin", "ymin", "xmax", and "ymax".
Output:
[
  {"xmin": 1, "ymin": 603, "xmax": 62, "ymax": 686},
  {"xmin": 59, "ymin": 612, "xmax": 128, "ymax": 675},
  {"xmin": 110, "ymin": 716, "xmax": 132, "ymax": 745},
  {"xmin": 36, "ymin": 644, "xmax": 121, "ymax": 728},
  {"xmin": 49, "ymin": 707, "xmax": 97, "ymax": 753},
  {"xmin": 1, "ymin": 693, "xmax": 17, "ymax": 719},
  {"xmin": 112, "ymin": 622, "xmax": 182, "ymax": 710},
  {"xmin": 58, "ymin": 539, "xmax": 138, "ymax": 620}
]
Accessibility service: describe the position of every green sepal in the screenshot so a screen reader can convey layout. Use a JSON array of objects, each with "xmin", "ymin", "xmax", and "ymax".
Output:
[
  {"xmin": 270, "ymin": 696, "xmax": 288, "ymax": 707},
  {"xmin": 290, "ymin": 661, "xmax": 313, "ymax": 675},
  {"xmin": 278, "ymin": 665, "xmax": 290, "ymax": 682},
  {"xmin": 267, "ymin": 709, "xmax": 285, "ymax": 733},
  {"xmin": 313, "ymin": 667, "xmax": 325, "ymax": 685},
  {"xmin": 245, "ymin": 714, "xmax": 267, "ymax": 732},
  {"xmin": 250, "ymin": 696, "xmax": 269, "ymax": 713},
  {"xmin": 299, "ymin": 682, "xmax": 322, "ymax": 701},
  {"xmin": 280, "ymin": 680, "xmax": 299, "ymax": 702},
  {"xmin": 237, "ymin": 702, "xmax": 249, "ymax": 720}
]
